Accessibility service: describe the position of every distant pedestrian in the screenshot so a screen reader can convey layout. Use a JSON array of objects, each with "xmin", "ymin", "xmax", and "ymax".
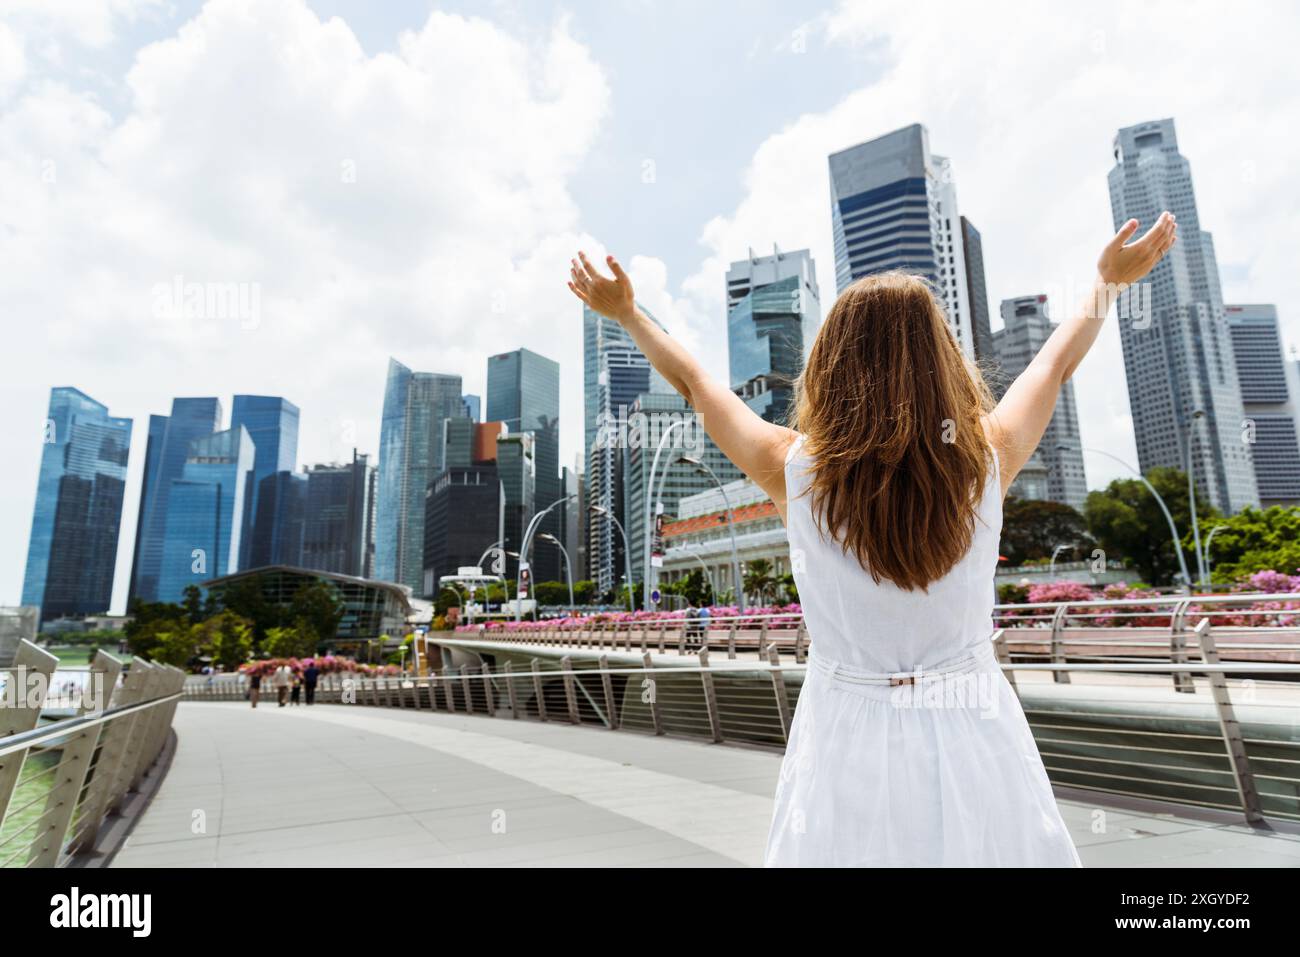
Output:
[
  {"xmin": 248, "ymin": 671, "xmax": 261, "ymax": 708},
  {"xmin": 290, "ymin": 671, "xmax": 302, "ymax": 705},
  {"xmin": 272, "ymin": 664, "xmax": 291, "ymax": 707},
  {"xmin": 303, "ymin": 662, "xmax": 320, "ymax": 705}
]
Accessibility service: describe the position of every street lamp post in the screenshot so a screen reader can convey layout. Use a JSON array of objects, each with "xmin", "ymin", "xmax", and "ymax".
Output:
[
  {"xmin": 590, "ymin": 504, "xmax": 636, "ymax": 611},
  {"xmin": 677, "ymin": 455, "xmax": 745, "ymax": 612},
  {"xmin": 538, "ymin": 532, "xmax": 574, "ymax": 613},
  {"xmin": 515, "ymin": 494, "xmax": 576, "ymax": 621},
  {"xmin": 683, "ymin": 544, "xmax": 715, "ymax": 602},
  {"xmin": 1203, "ymin": 524, "xmax": 1228, "ymax": 585},
  {"xmin": 1061, "ymin": 444, "xmax": 1193, "ymax": 591},
  {"xmin": 1183, "ymin": 409, "xmax": 1208, "ymax": 587},
  {"xmin": 643, "ymin": 421, "xmax": 685, "ymax": 611},
  {"xmin": 1049, "ymin": 543, "xmax": 1070, "ymax": 577}
]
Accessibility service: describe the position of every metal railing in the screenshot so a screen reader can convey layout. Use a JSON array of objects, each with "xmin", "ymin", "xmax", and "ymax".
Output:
[
  {"xmin": 0, "ymin": 640, "xmax": 185, "ymax": 868},
  {"xmin": 182, "ymin": 610, "xmax": 1300, "ymax": 825}
]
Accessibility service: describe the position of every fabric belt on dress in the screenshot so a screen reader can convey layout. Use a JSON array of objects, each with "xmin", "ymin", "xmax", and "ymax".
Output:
[{"xmin": 809, "ymin": 639, "xmax": 996, "ymax": 687}]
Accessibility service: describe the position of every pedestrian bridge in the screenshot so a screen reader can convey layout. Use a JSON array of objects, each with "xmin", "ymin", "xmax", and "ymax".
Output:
[{"xmin": 4, "ymin": 593, "xmax": 1300, "ymax": 867}]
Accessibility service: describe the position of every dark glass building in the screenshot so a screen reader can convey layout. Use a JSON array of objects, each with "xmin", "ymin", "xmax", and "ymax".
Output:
[
  {"xmin": 487, "ymin": 348, "xmax": 561, "ymax": 582},
  {"xmin": 249, "ymin": 470, "xmax": 307, "ymax": 568},
  {"xmin": 301, "ymin": 451, "xmax": 377, "ymax": 577},
  {"xmin": 22, "ymin": 388, "xmax": 133, "ymax": 625},
  {"xmin": 130, "ymin": 396, "xmax": 222, "ymax": 603},
  {"xmin": 423, "ymin": 465, "xmax": 504, "ymax": 598}
]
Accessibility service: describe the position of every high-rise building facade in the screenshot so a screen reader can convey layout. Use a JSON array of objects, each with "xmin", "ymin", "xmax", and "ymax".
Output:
[
  {"xmin": 300, "ymin": 451, "xmax": 377, "ymax": 576},
  {"xmin": 1108, "ymin": 119, "xmax": 1258, "ymax": 514},
  {"xmin": 1225, "ymin": 305, "xmax": 1300, "ymax": 506},
  {"xmin": 231, "ymin": 395, "xmax": 299, "ymax": 568},
  {"xmin": 487, "ymin": 349, "xmax": 562, "ymax": 582},
  {"xmin": 157, "ymin": 426, "xmax": 254, "ymax": 603},
  {"xmin": 130, "ymin": 397, "xmax": 222, "ymax": 604},
  {"xmin": 960, "ymin": 217, "xmax": 995, "ymax": 366},
  {"xmin": 726, "ymin": 247, "xmax": 821, "ymax": 425},
  {"xmin": 424, "ymin": 466, "xmax": 504, "ymax": 600},
  {"xmin": 22, "ymin": 388, "xmax": 132, "ymax": 624},
  {"xmin": 374, "ymin": 358, "xmax": 462, "ymax": 591},
  {"xmin": 992, "ymin": 296, "xmax": 1089, "ymax": 509},
  {"xmin": 249, "ymin": 470, "xmax": 307, "ymax": 568},
  {"xmin": 829, "ymin": 123, "xmax": 975, "ymax": 357},
  {"xmin": 495, "ymin": 431, "xmax": 536, "ymax": 585}
]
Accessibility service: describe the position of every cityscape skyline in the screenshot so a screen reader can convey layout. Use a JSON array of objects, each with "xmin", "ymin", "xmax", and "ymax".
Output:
[{"xmin": 4, "ymin": 2, "xmax": 1299, "ymax": 611}]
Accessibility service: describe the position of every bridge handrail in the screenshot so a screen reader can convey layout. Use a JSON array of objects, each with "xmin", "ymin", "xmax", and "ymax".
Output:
[{"xmin": 0, "ymin": 641, "xmax": 185, "ymax": 868}]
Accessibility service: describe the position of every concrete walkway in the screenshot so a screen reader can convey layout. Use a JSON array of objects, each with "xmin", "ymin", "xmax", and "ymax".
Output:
[{"xmin": 112, "ymin": 702, "xmax": 1300, "ymax": 867}]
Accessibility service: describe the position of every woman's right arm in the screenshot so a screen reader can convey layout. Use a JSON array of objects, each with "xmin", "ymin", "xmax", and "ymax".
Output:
[
  {"xmin": 568, "ymin": 252, "xmax": 797, "ymax": 513},
  {"xmin": 984, "ymin": 211, "xmax": 1178, "ymax": 495}
]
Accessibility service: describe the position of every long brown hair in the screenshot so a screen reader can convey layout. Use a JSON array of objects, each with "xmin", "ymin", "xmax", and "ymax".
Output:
[{"xmin": 790, "ymin": 271, "xmax": 994, "ymax": 592}]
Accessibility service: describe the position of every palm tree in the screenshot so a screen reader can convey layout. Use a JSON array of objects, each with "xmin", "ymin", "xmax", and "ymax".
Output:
[{"xmin": 743, "ymin": 559, "xmax": 777, "ymax": 606}]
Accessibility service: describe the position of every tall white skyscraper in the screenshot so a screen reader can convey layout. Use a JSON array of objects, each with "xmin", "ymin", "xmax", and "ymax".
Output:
[
  {"xmin": 992, "ymin": 296, "xmax": 1089, "ymax": 510},
  {"xmin": 828, "ymin": 124, "xmax": 975, "ymax": 358},
  {"xmin": 1107, "ymin": 118, "xmax": 1259, "ymax": 514},
  {"xmin": 1225, "ymin": 304, "xmax": 1300, "ymax": 506}
]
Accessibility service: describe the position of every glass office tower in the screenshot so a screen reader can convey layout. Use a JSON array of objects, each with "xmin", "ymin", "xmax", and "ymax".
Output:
[
  {"xmin": 156, "ymin": 426, "xmax": 254, "ymax": 603},
  {"xmin": 22, "ymin": 388, "xmax": 132, "ymax": 625},
  {"xmin": 1226, "ymin": 304, "xmax": 1300, "ymax": 506},
  {"xmin": 231, "ymin": 395, "xmax": 299, "ymax": 568},
  {"xmin": 374, "ymin": 358, "xmax": 463, "ymax": 590},
  {"xmin": 1108, "ymin": 118, "xmax": 1258, "ymax": 513},
  {"xmin": 487, "ymin": 348, "xmax": 562, "ymax": 583},
  {"xmin": 130, "ymin": 396, "xmax": 222, "ymax": 604}
]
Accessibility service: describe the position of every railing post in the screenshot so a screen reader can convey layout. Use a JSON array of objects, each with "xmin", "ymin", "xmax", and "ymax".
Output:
[
  {"xmin": 531, "ymin": 657, "xmax": 548, "ymax": 722},
  {"xmin": 481, "ymin": 663, "xmax": 496, "ymax": 716},
  {"xmin": 758, "ymin": 618, "xmax": 770, "ymax": 659},
  {"xmin": 460, "ymin": 666, "xmax": 475, "ymax": 714},
  {"xmin": 1049, "ymin": 605, "xmax": 1071, "ymax": 684},
  {"xmin": 598, "ymin": 654, "xmax": 618, "ymax": 730},
  {"xmin": 1194, "ymin": 620, "xmax": 1264, "ymax": 822},
  {"xmin": 504, "ymin": 662, "xmax": 520, "ymax": 718},
  {"xmin": 657, "ymin": 620, "xmax": 667, "ymax": 654},
  {"xmin": 642, "ymin": 652, "xmax": 664, "ymax": 736},
  {"xmin": 991, "ymin": 628, "xmax": 1018, "ymax": 695},
  {"xmin": 560, "ymin": 656, "xmax": 580, "ymax": 724},
  {"xmin": 1170, "ymin": 598, "xmax": 1196, "ymax": 694},
  {"xmin": 116, "ymin": 662, "xmax": 164, "ymax": 804},
  {"xmin": 67, "ymin": 656, "xmax": 150, "ymax": 855},
  {"xmin": 727, "ymin": 618, "xmax": 738, "ymax": 659},
  {"xmin": 767, "ymin": 645, "xmax": 793, "ymax": 744},
  {"xmin": 699, "ymin": 648, "xmax": 724, "ymax": 743},
  {"xmin": 794, "ymin": 619, "xmax": 808, "ymax": 664},
  {"xmin": 0, "ymin": 641, "xmax": 58, "ymax": 827}
]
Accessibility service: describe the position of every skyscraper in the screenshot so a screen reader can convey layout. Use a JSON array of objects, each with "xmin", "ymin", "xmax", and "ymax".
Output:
[
  {"xmin": 487, "ymin": 348, "xmax": 561, "ymax": 582},
  {"xmin": 374, "ymin": 358, "xmax": 462, "ymax": 591},
  {"xmin": 992, "ymin": 296, "xmax": 1089, "ymax": 510},
  {"xmin": 231, "ymin": 395, "xmax": 299, "ymax": 568},
  {"xmin": 1108, "ymin": 119, "xmax": 1258, "ymax": 513},
  {"xmin": 301, "ymin": 451, "xmax": 377, "ymax": 576},
  {"xmin": 960, "ymin": 217, "xmax": 995, "ymax": 366},
  {"xmin": 130, "ymin": 397, "xmax": 222, "ymax": 604},
  {"xmin": 726, "ymin": 247, "xmax": 821, "ymax": 424},
  {"xmin": 583, "ymin": 305, "xmax": 671, "ymax": 461},
  {"xmin": 157, "ymin": 426, "xmax": 254, "ymax": 603},
  {"xmin": 829, "ymin": 123, "xmax": 975, "ymax": 357},
  {"xmin": 22, "ymin": 388, "xmax": 132, "ymax": 625},
  {"xmin": 495, "ymin": 431, "xmax": 536, "ymax": 583},
  {"xmin": 1226, "ymin": 305, "xmax": 1300, "ymax": 506},
  {"xmin": 248, "ymin": 470, "xmax": 307, "ymax": 568},
  {"xmin": 462, "ymin": 394, "xmax": 481, "ymax": 423}
]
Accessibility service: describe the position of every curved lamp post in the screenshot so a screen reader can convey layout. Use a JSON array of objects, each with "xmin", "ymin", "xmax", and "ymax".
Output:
[
  {"xmin": 538, "ymin": 532, "xmax": 574, "ymax": 613},
  {"xmin": 643, "ymin": 420, "xmax": 685, "ymax": 611},
  {"xmin": 677, "ymin": 455, "xmax": 745, "ymax": 612},
  {"xmin": 1183, "ymin": 409, "xmax": 1208, "ymax": 586},
  {"xmin": 1061, "ymin": 444, "xmax": 1193, "ymax": 592},
  {"xmin": 1203, "ymin": 523, "xmax": 1228, "ymax": 585},
  {"xmin": 1049, "ymin": 543, "xmax": 1070, "ymax": 577},
  {"xmin": 515, "ymin": 494, "xmax": 575, "ymax": 621},
  {"xmin": 590, "ymin": 503, "xmax": 636, "ymax": 612}
]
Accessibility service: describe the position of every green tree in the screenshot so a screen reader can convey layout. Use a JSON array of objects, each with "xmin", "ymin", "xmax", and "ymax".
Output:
[
  {"xmin": 743, "ymin": 559, "xmax": 777, "ymax": 606},
  {"xmin": 1202, "ymin": 505, "xmax": 1300, "ymax": 582},
  {"xmin": 1084, "ymin": 467, "xmax": 1215, "ymax": 586},
  {"xmin": 1000, "ymin": 498, "xmax": 1092, "ymax": 567},
  {"xmin": 668, "ymin": 569, "xmax": 713, "ymax": 607},
  {"xmin": 778, "ymin": 573, "xmax": 799, "ymax": 605},
  {"xmin": 213, "ymin": 576, "xmax": 277, "ymax": 644},
  {"xmin": 264, "ymin": 623, "xmax": 317, "ymax": 660},
  {"xmin": 289, "ymin": 581, "xmax": 344, "ymax": 646},
  {"xmin": 195, "ymin": 611, "xmax": 254, "ymax": 670},
  {"xmin": 573, "ymin": 579, "xmax": 597, "ymax": 604}
]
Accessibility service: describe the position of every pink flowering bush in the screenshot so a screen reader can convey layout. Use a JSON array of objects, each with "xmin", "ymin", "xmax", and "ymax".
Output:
[
  {"xmin": 239, "ymin": 656, "xmax": 400, "ymax": 677},
  {"xmin": 456, "ymin": 603, "xmax": 804, "ymax": 633}
]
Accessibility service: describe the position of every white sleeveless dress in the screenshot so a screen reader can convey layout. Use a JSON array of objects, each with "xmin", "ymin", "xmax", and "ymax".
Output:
[{"xmin": 765, "ymin": 434, "xmax": 1081, "ymax": 867}]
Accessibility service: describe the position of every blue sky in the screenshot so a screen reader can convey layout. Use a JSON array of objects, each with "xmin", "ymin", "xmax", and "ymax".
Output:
[{"xmin": 1, "ymin": 0, "xmax": 1297, "ymax": 611}]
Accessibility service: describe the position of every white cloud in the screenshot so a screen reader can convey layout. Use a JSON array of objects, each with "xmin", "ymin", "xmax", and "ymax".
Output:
[
  {"xmin": 2, "ymin": 0, "xmax": 167, "ymax": 49},
  {"xmin": 0, "ymin": 0, "xmax": 617, "ymax": 608},
  {"xmin": 678, "ymin": 0, "xmax": 1300, "ymax": 490}
]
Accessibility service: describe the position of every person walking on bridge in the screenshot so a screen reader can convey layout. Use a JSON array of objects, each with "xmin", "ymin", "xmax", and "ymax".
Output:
[
  {"xmin": 272, "ymin": 663, "xmax": 292, "ymax": 707},
  {"xmin": 303, "ymin": 661, "xmax": 320, "ymax": 705},
  {"xmin": 567, "ymin": 210, "xmax": 1177, "ymax": 866}
]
